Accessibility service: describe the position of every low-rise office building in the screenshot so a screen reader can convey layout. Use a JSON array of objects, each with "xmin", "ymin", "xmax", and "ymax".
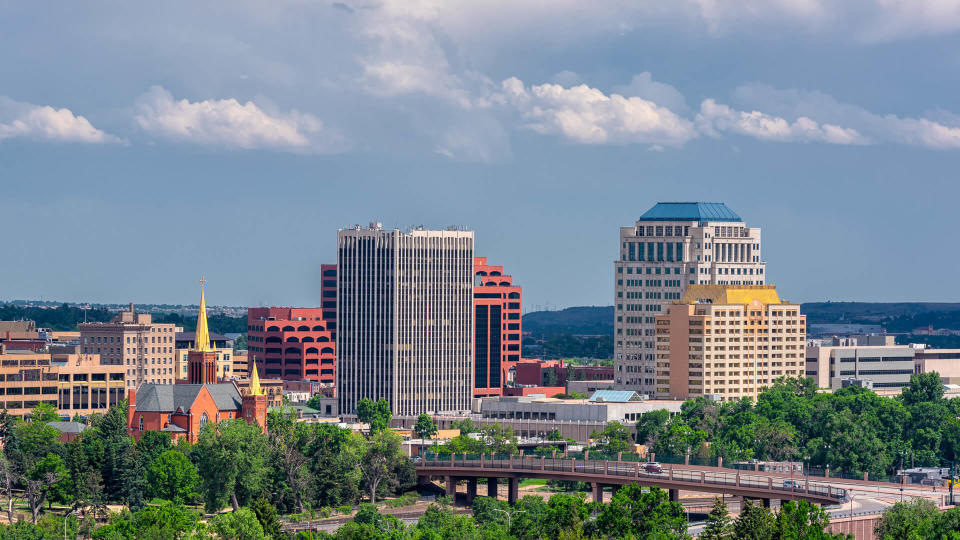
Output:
[
  {"xmin": 914, "ymin": 348, "xmax": 960, "ymax": 384},
  {"xmin": 806, "ymin": 336, "xmax": 915, "ymax": 391},
  {"xmin": 0, "ymin": 348, "xmax": 58, "ymax": 416},
  {"xmin": 478, "ymin": 391, "xmax": 682, "ymax": 424},
  {"xmin": 52, "ymin": 353, "xmax": 126, "ymax": 416}
]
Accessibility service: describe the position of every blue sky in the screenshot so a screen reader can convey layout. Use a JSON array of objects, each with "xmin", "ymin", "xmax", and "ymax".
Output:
[{"xmin": 2, "ymin": 1, "xmax": 959, "ymax": 309}]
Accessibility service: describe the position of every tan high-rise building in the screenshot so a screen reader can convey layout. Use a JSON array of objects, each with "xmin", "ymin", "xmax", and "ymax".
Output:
[
  {"xmin": 79, "ymin": 304, "xmax": 177, "ymax": 388},
  {"xmin": 655, "ymin": 284, "xmax": 805, "ymax": 401}
]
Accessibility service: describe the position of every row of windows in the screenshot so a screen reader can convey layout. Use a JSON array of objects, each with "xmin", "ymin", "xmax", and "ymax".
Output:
[{"xmin": 623, "ymin": 242, "xmax": 686, "ymax": 262}]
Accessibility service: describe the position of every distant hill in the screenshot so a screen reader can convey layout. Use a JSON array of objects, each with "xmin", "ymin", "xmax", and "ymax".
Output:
[
  {"xmin": 523, "ymin": 302, "xmax": 960, "ymax": 337},
  {"xmin": 523, "ymin": 306, "xmax": 613, "ymax": 337},
  {"xmin": 800, "ymin": 302, "xmax": 960, "ymax": 324}
]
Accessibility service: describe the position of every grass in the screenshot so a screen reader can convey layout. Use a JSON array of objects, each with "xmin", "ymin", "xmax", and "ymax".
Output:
[
  {"xmin": 384, "ymin": 492, "xmax": 420, "ymax": 508},
  {"xmin": 519, "ymin": 479, "xmax": 547, "ymax": 486}
]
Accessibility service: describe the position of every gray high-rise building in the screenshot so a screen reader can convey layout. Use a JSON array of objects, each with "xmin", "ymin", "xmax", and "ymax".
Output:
[
  {"xmin": 614, "ymin": 203, "xmax": 766, "ymax": 396},
  {"xmin": 336, "ymin": 223, "xmax": 474, "ymax": 417}
]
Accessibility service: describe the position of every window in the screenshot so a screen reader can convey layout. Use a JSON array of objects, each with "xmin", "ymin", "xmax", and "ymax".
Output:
[
  {"xmin": 200, "ymin": 412, "xmax": 209, "ymax": 428},
  {"xmin": 138, "ymin": 416, "xmax": 143, "ymax": 431}
]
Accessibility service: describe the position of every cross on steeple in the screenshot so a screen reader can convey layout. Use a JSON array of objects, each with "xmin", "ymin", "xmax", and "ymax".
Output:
[{"xmin": 199, "ymin": 276, "xmax": 206, "ymax": 287}]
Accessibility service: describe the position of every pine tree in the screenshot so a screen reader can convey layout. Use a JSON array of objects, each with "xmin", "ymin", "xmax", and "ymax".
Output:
[{"xmin": 701, "ymin": 497, "xmax": 732, "ymax": 539}]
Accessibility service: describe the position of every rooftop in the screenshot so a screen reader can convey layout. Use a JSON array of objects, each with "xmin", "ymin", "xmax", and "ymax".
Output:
[
  {"xmin": 134, "ymin": 383, "xmax": 242, "ymax": 413},
  {"xmin": 589, "ymin": 390, "xmax": 643, "ymax": 402},
  {"xmin": 680, "ymin": 284, "xmax": 783, "ymax": 306},
  {"xmin": 639, "ymin": 202, "xmax": 743, "ymax": 224}
]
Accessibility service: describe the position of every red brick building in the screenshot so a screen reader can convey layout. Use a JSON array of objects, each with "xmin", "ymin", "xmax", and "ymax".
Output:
[
  {"xmin": 247, "ymin": 305, "xmax": 335, "ymax": 386},
  {"xmin": 128, "ymin": 284, "xmax": 267, "ymax": 443},
  {"xmin": 473, "ymin": 257, "xmax": 523, "ymax": 397}
]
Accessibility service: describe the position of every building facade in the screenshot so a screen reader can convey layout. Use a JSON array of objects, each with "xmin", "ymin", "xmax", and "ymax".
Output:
[
  {"xmin": 915, "ymin": 348, "xmax": 960, "ymax": 384},
  {"xmin": 337, "ymin": 224, "xmax": 474, "ymax": 416},
  {"xmin": 174, "ymin": 331, "xmax": 233, "ymax": 381},
  {"xmin": 247, "ymin": 307, "xmax": 335, "ymax": 385},
  {"xmin": 79, "ymin": 304, "xmax": 177, "ymax": 387},
  {"xmin": 614, "ymin": 203, "xmax": 766, "ymax": 395},
  {"xmin": 473, "ymin": 256, "xmax": 523, "ymax": 397},
  {"xmin": 806, "ymin": 336, "xmax": 916, "ymax": 390},
  {"xmin": 654, "ymin": 285, "xmax": 804, "ymax": 401}
]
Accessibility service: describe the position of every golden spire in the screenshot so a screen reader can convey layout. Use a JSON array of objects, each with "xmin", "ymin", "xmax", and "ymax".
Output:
[
  {"xmin": 249, "ymin": 364, "xmax": 263, "ymax": 396},
  {"xmin": 194, "ymin": 277, "xmax": 212, "ymax": 352}
]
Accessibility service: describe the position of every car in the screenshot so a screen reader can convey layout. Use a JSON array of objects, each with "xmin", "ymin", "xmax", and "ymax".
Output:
[
  {"xmin": 644, "ymin": 462, "xmax": 663, "ymax": 473},
  {"xmin": 783, "ymin": 480, "xmax": 802, "ymax": 489}
]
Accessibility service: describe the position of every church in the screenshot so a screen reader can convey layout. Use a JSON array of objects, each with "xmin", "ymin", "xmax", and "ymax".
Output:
[{"xmin": 127, "ymin": 283, "xmax": 267, "ymax": 443}]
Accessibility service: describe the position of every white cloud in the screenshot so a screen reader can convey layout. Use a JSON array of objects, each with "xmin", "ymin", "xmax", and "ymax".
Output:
[
  {"xmin": 133, "ymin": 86, "xmax": 342, "ymax": 152},
  {"xmin": 696, "ymin": 98, "xmax": 868, "ymax": 144},
  {"xmin": 729, "ymin": 84, "xmax": 960, "ymax": 149},
  {"xmin": 0, "ymin": 97, "xmax": 121, "ymax": 144},
  {"xmin": 501, "ymin": 77, "xmax": 698, "ymax": 146}
]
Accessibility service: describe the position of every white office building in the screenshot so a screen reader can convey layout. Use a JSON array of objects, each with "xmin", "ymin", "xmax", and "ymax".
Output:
[
  {"xmin": 614, "ymin": 203, "xmax": 766, "ymax": 394},
  {"xmin": 336, "ymin": 223, "xmax": 474, "ymax": 417}
]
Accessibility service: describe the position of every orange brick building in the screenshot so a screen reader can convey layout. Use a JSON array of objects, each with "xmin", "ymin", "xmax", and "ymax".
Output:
[
  {"xmin": 473, "ymin": 257, "xmax": 524, "ymax": 397},
  {"xmin": 128, "ymin": 282, "xmax": 267, "ymax": 442}
]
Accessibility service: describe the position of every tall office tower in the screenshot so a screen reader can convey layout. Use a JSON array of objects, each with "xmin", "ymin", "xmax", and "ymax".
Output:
[
  {"xmin": 655, "ymin": 284, "xmax": 805, "ymax": 401},
  {"xmin": 614, "ymin": 202, "xmax": 766, "ymax": 394},
  {"xmin": 337, "ymin": 223, "xmax": 474, "ymax": 417},
  {"xmin": 247, "ymin": 307, "xmax": 336, "ymax": 385},
  {"xmin": 473, "ymin": 257, "xmax": 523, "ymax": 397},
  {"xmin": 79, "ymin": 304, "xmax": 177, "ymax": 388}
]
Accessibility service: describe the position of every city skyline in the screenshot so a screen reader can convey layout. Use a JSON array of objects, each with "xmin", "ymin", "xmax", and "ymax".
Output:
[{"xmin": 4, "ymin": 3, "xmax": 960, "ymax": 309}]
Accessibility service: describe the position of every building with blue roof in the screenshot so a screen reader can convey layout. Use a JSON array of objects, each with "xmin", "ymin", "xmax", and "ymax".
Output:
[{"xmin": 614, "ymin": 202, "xmax": 767, "ymax": 397}]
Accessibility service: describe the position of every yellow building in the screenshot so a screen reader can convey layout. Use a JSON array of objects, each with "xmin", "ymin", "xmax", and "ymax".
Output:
[
  {"xmin": 173, "ymin": 347, "xmax": 234, "ymax": 381},
  {"xmin": 655, "ymin": 284, "xmax": 805, "ymax": 401}
]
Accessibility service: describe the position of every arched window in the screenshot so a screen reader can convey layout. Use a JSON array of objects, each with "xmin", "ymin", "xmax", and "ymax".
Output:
[
  {"xmin": 312, "ymin": 325, "xmax": 325, "ymax": 331},
  {"xmin": 200, "ymin": 413, "xmax": 209, "ymax": 428},
  {"xmin": 285, "ymin": 336, "xmax": 300, "ymax": 342},
  {"xmin": 267, "ymin": 326, "xmax": 280, "ymax": 332},
  {"xmin": 282, "ymin": 325, "xmax": 295, "ymax": 331},
  {"xmin": 138, "ymin": 416, "xmax": 143, "ymax": 431},
  {"xmin": 301, "ymin": 336, "xmax": 315, "ymax": 342},
  {"xmin": 297, "ymin": 325, "xmax": 310, "ymax": 331}
]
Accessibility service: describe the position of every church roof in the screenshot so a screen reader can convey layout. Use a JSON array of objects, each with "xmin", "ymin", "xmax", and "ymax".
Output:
[
  {"xmin": 47, "ymin": 421, "xmax": 88, "ymax": 434},
  {"xmin": 639, "ymin": 202, "xmax": 742, "ymax": 223},
  {"xmin": 135, "ymin": 383, "xmax": 242, "ymax": 413}
]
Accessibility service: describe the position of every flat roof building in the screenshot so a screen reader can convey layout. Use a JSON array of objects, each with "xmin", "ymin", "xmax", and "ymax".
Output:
[
  {"xmin": 806, "ymin": 336, "xmax": 915, "ymax": 391},
  {"xmin": 337, "ymin": 224, "xmax": 474, "ymax": 416},
  {"xmin": 79, "ymin": 304, "xmax": 177, "ymax": 388},
  {"xmin": 654, "ymin": 284, "xmax": 805, "ymax": 401}
]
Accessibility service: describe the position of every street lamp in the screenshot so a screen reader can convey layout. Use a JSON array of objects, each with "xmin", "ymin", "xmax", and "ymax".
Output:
[{"xmin": 493, "ymin": 508, "xmax": 526, "ymax": 532}]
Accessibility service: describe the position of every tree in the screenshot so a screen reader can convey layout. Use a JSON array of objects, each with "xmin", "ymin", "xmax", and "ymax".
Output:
[
  {"xmin": 589, "ymin": 421, "xmax": 632, "ymax": 454},
  {"xmin": 902, "ymin": 372, "xmax": 945, "ymax": 405},
  {"xmin": 481, "ymin": 424, "xmax": 518, "ymax": 455},
  {"xmin": 356, "ymin": 398, "xmax": 391, "ymax": 435},
  {"xmin": 135, "ymin": 431, "xmax": 173, "ymax": 465},
  {"xmin": 637, "ymin": 409, "xmax": 671, "ymax": 445},
  {"xmin": 359, "ymin": 430, "xmax": 406, "ymax": 503},
  {"xmin": 132, "ymin": 501, "xmax": 200, "ymax": 539},
  {"xmin": 700, "ymin": 497, "xmax": 732, "ymax": 540},
  {"xmin": 874, "ymin": 498, "xmax": 939, "ymax": 540},
  {"xmin": 210, "ymin": 508, "xmax": 267, "ymax": 540},
  {"xmin": 25, "ymin": 453, "xmax": 69, "ymax": 523},
  {"xmin": 267, "ymin": 409, "xmax": 310, "ymax": 513},
  {"xmin": 592, "ymin": 485, "xmax": 689, "ymax": 539},
  {"xmin": 414, "ymin": 414, "xmax": 438, "ymax": 441},
  {"xmin": 30, "ymin": 403, "xmax": 59, "ymax": 424},
  {"xmin": 147, "ymin": 449, "xmax": 199, "ymax": 504},
  {"xmin": 733, "ymin": 499, "xmax": 775, "ymax": 540},
  {"xmin": 302, "ymin": 423, "xmax": 363, "ymax": 508},
  {"xmin": 193, "ymin": 419, "xmax": 270, "ymax": 512},
  {"xmin": 250, "ymin": 496, "xmax": 283, "ymax": 540},
  {"xmin": 775, "ymin": 500, "xmax": 844, "ymax": 539},
  {"xmin": 451, "ymin": 418, "xmax": 475, "ymax": 435}
]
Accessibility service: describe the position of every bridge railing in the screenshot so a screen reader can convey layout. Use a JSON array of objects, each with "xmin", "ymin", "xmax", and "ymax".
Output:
[{"xmin": 419, "ymin": 454, "xmax": 847, "ymax": 502}]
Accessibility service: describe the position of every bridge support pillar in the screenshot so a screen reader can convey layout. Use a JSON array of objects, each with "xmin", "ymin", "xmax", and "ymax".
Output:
[
  {"xmin": 466, "ymin": 479, "xmax": 477, "ymax": 505},
  {"xmin": 445, "ymin": 476, "xmax": 455, "ymax": 498},
  {"xmin": 669, "ymin": 489, "xmax": 679, "ymax": 502},
  {"xmin": 592, "ymin": 483, "xmax": 603, "ymax": 503},
  {"xmin": 611, "ymin": 485, "xmax": 620, "ymax": 498},
  {"xmin": 487, "ymin": 477, "xmax": 498, "ymax": 498},
  {"xmin": 508, "ymin": 477, "xmax": 519, "ymax": 505},
  {"xmin": 761, "ymin": 498, "xmax": 771, "ymax": 508}
]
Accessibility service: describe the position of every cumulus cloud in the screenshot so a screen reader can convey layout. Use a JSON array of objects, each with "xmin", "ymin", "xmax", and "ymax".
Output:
[
  {"xmin": 133, "ymin": 86, "xmax": 342, "ymax": 152},
  {"xmin": 501, "ymin": 77, "xmax": 698, "ymax": 146},
  {"xmin": 0, "ymin": 97, "xmax": 121, "ymax": 144},
  {"xmin": 729, "ymin": 84, "xmax": 960, "ymax": 149},
  {"xmin": 696, "ymin": 98, "xmax": 868, "ymax": 145}
]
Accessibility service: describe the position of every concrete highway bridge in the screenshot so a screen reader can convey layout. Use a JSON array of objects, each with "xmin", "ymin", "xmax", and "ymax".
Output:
[{"xmin": 416, "ymin": 454, "xmax": 849, "ymax": 507}]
